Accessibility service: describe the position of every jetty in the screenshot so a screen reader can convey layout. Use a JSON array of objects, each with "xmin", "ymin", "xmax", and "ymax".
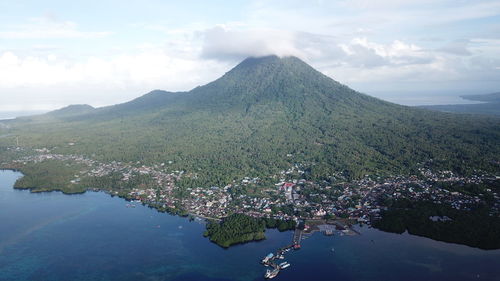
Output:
[
  {"xmin": 260, "ymin": 229, "xmax": 302, "ymax": 278},
  {"xmin": 292, "ymin": 228, "xmax": 303, "ymax": 249}
]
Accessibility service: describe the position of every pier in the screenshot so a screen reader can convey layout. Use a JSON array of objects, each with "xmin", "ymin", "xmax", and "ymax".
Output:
[
  {"xmin": 292, "ymin": 228, "xmax": 303, "ymax": 249},
  {"xmin": 260, "ymin": 221, "xmax": 361, "ymax": 278},
  {"xmin": 259, "ymin": 228, "xmax": 305, "ymax": 278}
]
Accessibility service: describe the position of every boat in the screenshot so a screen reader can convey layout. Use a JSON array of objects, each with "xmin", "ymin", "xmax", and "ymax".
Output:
[
  {"xmin": 279, "ymin": 261, "xmax": 290, "ymax": 268},
  {"xmin": 265, "ymin": 268, "xmax": 280, "ymax": 279},
  {"xmin": 262, "ymin": 253, "xmax": 274, "ymax": 264}
]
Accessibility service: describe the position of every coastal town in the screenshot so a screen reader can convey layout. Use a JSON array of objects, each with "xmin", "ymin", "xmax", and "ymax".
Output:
[{"xmin": 3, "ymin": 146, "xmax": 499, "ymax": 225}]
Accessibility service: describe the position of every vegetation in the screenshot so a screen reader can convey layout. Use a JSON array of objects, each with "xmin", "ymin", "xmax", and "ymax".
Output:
[
  {"xmin": 373, "ymin": 199, "xmax": 500, "ymax": 250},
  {"xmin": 1, "ymin": 56, "xmax": 498, "ymax": 250},
  {"xmin": 262, "ymin": 217, "xmax": 296, "ymax": 232},
  {"xmin": 203, "ymin": 213, "xmax": 296, "ymax": 248},
  {"xmin": 204, "ymin": 214, "xmax": 266, "ymax": 248},
  {"xmin": 9, "ymin": 160, "xmax": 88, "ymax": 194},
  {"xmin": 432, "ymin": 180, "xmax": 500, "ymax": 200},
  {"xmin": 0, "ymin": 56, "xmax": 498, "ymax": 193}
]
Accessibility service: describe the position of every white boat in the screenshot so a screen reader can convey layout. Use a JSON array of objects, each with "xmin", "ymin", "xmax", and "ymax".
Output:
[
  {"xmin": 279, "ymin": 262, "xmax": 290, "ymax": 269},
  {"xmin": 265, "ymin": 268, "xmax": 280, "ymax": 279}
]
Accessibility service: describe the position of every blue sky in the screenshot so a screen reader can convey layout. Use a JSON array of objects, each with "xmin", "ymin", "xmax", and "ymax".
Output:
[{"xmin": 1, "ymin": 0, "xmax": 499, "ymax": 111}]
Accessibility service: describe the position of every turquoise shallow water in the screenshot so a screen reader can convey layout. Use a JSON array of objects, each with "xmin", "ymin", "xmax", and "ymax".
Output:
[{"xmin": 0, "ymin": 169, "xmax": 499, "ymax": 281}]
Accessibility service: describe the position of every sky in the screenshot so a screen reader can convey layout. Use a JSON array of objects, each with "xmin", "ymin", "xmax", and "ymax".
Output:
[{"xmin": 1, "ymin": 0, "xmax": 499, "ymax": 112}]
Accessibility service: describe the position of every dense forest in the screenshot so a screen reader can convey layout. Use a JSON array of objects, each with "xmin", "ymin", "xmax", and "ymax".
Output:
[
  {"xmin": 203, "ymin": 213, "xmax": 296, "ymax": 248},
  {"xmin": 0, "ymin": 55, "xmax": 499, "ymax": 191},
  {"xmin": 10, "ymin": 160, "xmax": 88, "ymax": 194},
  {"xmin": 373, "ymin": 199, "xmax": 500, "ymax": 250}
]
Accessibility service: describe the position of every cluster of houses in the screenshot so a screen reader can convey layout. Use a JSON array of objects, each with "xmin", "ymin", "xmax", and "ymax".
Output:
[
  {"xmin": 274, "ymin": 168, "xmax": 499, "ymax": 223},
  {"xmin": 7, "ymin": 148, "xmax": 499, "ymax": 222}
]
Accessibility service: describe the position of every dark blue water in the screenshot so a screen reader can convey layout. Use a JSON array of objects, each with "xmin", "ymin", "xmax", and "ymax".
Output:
[{"xmin": 1, "ymin": 170, "xmax": 499, "ymax": 281}]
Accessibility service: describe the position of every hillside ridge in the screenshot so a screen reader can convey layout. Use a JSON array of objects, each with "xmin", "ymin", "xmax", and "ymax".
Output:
[{"xmin": 1, "ymin": 55, "xmax": 499, "ymax": 187}]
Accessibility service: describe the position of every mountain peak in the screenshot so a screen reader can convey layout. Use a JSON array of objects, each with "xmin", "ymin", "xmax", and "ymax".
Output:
[
  {"xmin": 238, "ymin": 55, "xmax": 281, "ymax": 66},
  {"xmin": 186, "ymin": 54, "xmax": 363, "ymax": 111},
  {"xmin": 47, "ymin": 104, "xmax": 95, "ymax": 116},
  {"xmin": 217, "ymin": 54, "xmax": 321, "ymax": 84},
  {"xmin": 236, "ymin": 55, "xmax": 309, "ymax": 70},
  {"xmin": 5, "ymin": 51, "xmax": 499, "ymax": 191}
]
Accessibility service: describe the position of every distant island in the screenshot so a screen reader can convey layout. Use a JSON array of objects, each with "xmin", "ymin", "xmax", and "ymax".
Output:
[
  {"xmin": 419, "ymin": 92, "xmax": 500, "ymax": 116},
  {"xmin": 1, "ymin": 56, "xmax": 499, "ymax": 249}
]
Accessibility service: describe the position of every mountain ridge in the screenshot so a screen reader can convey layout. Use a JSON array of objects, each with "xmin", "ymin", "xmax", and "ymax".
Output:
[
  {"xmin": 1, "ymin": 55, "xmax": 499, "ymax": 187},
  {"xmin": 39, "ymin": 55, "xmax": 390, "ymax": 119}
]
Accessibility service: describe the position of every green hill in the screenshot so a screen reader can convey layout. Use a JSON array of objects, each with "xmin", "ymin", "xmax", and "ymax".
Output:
[
  {"xmin": 13, "ymin": 104, "xmax": 95, "ymax": 123},
  {"xmin": 47, "ymin": 104, "xmax": 95, "ymax": 117},
  {"xmin": 1, "ymin": 55, "xmax": 499, "ymax": 188}
]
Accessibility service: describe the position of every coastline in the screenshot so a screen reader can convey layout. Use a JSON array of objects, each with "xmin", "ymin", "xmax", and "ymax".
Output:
[{"xmin": 0, "ymin": 169, "xmax": 293, "ymax": 249}]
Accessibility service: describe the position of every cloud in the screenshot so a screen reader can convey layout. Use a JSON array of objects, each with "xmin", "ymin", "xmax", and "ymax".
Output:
[
  {"xmin": 199, "ymin": 25, "xmax": 353, "ymax": 63},
  {"xmin": 1, "ymin": 1, "xmax": 499, "ymax": 110},
  {"xmin": 199, "ymin": 23, "xmax": 435, "ymax": 69},
  {"xmin": 430, "ymin": 1, "xmax": 500, "ymax": 24},
  {"xmin": 0, "ymin": 49, "xmax": 231, "ymax": 110},
  {"xmin": 0, "ymin": 50, "xmax": 228, "ymax": 88},
  {"xmin": 200, "ymin": 25, "xmax": 304, "ymax": 61},
  {"xmin": 338, "ymin": 0, "xmax": 500, "ymax": 25},
  {"xmin": 339, "ymin": 38, "xmax": 434, "ymax": 68},
  {"xmin": 0, "ymin": 16, "xmax": 110, "ymax": 39},
  {"xmin": 437, "ymin": 40, "xmax": 472, "ymax": 56},
  {"xmin": 2, "ymin": 25, "xmax": 497, "ymax": 110}
]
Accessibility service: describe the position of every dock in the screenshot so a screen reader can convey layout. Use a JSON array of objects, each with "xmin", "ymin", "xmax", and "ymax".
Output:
[
  {"xmin": 292, "ymin": 228, "xmax": 303, "ymax": 249},
  {"xmin": 260, "ymin": 229, "xmax": 303, "ymax": 278}
]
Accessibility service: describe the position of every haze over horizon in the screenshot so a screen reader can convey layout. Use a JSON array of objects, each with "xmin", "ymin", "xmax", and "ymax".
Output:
[{"xmin": 1, "ymin": 0, "xmax": 500, "ymax": 111}]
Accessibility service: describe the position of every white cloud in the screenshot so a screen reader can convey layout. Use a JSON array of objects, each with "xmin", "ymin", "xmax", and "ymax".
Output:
[
  {"xmin": 2, "ymin": 27, "xmax": 499, "ymax": 111},
  {"xmin": 0, "ymin": 50, "xmax": 224, "ymax": 88},
  {"xmin": 1, "ymin": 1, "xmax": 500, "ymax": 110},
  {"xmin": 198, "ymin": 24, "xmax": 436, "ymax": 70},
  {"xmin": 0, "ymin": 16, "xmax": 110, "ymax": 39},
  {"xmin": 338, "ymin": 38, "xmax": 433, "ymax": 68},
  {"xmin": 437, "ymin": 40, "xmax": 472, "ymax": 56},
  {"xmin": 200, "ymin": 25, "xmax": 304, "ymax": 60},
  {"xmin": 0, "ymin": 49, "xmax": 231, "ymax": 110},
  {"xmin": 338, "ymin": 0, "xmax": 500, "ymax": 25}
]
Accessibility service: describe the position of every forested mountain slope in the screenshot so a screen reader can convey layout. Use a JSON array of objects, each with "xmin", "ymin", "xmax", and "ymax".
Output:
[{"xmin": 1, "ymin": 56, "xmax": 499, "ymax": 187}]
